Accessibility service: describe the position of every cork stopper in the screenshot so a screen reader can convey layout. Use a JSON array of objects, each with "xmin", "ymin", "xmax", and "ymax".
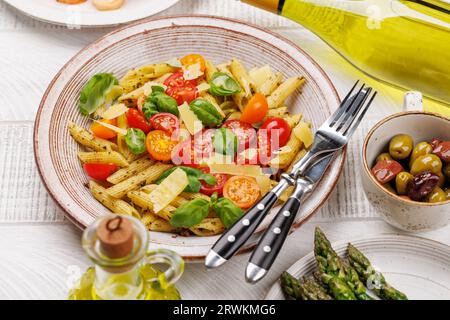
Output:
[{"xmin": 96, "ymin": 216, "xmax": 134, "ymax": 259}]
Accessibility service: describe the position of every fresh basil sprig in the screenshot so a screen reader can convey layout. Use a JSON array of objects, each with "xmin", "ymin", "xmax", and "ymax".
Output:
[
  {"xmin": 170, "ymin": 198, "xmax": 211, "ymax": 228},
  {"xmin": 142, "ymin": 86, "xmax": 179, "ymax": 119},
  {"xmin": 125, "ymin": 128, "xmax": 147, "ymax": 154},
  {"xmin": 79, "ymin": 73, "xmax": 118, "ymax": 115},
  {"xmin": 157, "ymin": 166, "xmax": 217, "ymax": 193},
  {"xmin": 189, "ymin": 98, "xmax": 224, "ymax": 127},
  {"xmin": 211, "ymin": 196, "xmax": 244, "ymax": 228},
  {"xmin": 170, "ymin": 191, "xmax": 244, "ymax": 229},
  {"xmin": 209, "ymin": 72, "xmax": 241, "ymax": 96},
  {"xmin": 213, "ymin": 128, "xmax": 238, "ymax": 156}
]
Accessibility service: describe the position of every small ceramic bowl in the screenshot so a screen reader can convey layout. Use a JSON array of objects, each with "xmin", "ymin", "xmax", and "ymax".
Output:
[{"xmin": 362, "ymin": 111, "xmax": 450, "ymax": 232}]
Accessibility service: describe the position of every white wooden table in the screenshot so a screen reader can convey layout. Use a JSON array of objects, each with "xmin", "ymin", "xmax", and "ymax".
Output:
[{"xmin": 0, "ymin": 0, "xmax": 448, "ymax": 300}]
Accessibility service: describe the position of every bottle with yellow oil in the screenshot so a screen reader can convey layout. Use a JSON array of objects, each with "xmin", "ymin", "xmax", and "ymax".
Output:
[
  {"xmin": 68, "ymin": 214, "xmax": 184, "ymax": 300},
  {"xmin": 243, "ymin": 0, "xmax": 450, "ymax": 105}
]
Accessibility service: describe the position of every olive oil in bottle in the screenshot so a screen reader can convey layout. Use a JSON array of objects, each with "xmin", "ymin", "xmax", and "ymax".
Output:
[
  {"xmin": 243, "ymin": 0, "xmax": 450, "ymax": 105},
  {"xmin": 68, "ymin": 215, "xmax": 184, "ymax": 300}
]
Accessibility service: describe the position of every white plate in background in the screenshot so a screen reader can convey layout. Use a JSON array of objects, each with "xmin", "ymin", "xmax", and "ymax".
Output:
[
  {"xmin": 3, "ymin": 0, "xmax": 179, "ymax": 28},
  {"xmin": 265, "ymin": 234, "xmax": 450, "ymax": 300}
]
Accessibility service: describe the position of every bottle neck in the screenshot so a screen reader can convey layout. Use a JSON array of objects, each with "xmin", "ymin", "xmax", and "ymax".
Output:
[{"xmin": 242, "ymin": 0, "xmax": 284, "ymax": 14}]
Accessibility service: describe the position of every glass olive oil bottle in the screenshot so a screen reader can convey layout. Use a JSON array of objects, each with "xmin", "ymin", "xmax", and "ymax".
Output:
[
  {"xmin": 243, "ymin": 0, "xmax": 450, "ymax": 105},
  {"xmin": 69, "ymin": 214, "xmax": 184, "ymax": 300}
]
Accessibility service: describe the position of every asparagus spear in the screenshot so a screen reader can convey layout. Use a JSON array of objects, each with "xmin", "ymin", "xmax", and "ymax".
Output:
[
  {"xmin": 314, "ymin": 227, "xmax": 372, "ymax": 300},
  {"xmin": 348, "ymin": 243, "xmax": 408, "ymax": 300},
  {"xmin": 280, "ymin": 272, "xmax": 333, "ymax": 300},
  {"xmin": 280, "ymin": 272, "xmax": 303, "ymax": 300}
]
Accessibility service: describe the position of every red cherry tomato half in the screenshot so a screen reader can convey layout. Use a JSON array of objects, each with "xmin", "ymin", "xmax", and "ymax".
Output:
[
  {"xmin": 148, "ymin": 112, "xmax": 180, "ymax": 135},
  {"xmin": 371, "ymin": 159, "xmax": 403, "ymax": 184},
  {"xmin": 163, "ymin": 72, "xmax": 199, "ymax": 105},
  {"xmin": 260, "ymin": 117, "xmax": 291, "ymax": 148},
  {"xmin": 83, "ymin": 163, "xmax": 118, "ymax": 181},
  {"xmin": 171, "ymin": 130, "xmax": 214, "ymax": 167},
  {"xmin": 222, "ymin": 120, "xmax": 257, "ymax": 151},
  {"xmin": 199, "ymin": 167, "xmax": 228, "ymax": 196},
  {"xmin": 126, "ymin": 108, "xmax": 151, "ymax": 133},
  {"xmin": 257, "ymin": 130, "xmax": 273, "ymax": 165}
]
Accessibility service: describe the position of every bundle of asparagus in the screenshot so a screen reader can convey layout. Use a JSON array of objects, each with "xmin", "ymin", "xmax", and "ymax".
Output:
[{"xmin": 280, "ymin": 227, "xmax": 408, "ymax": 300}]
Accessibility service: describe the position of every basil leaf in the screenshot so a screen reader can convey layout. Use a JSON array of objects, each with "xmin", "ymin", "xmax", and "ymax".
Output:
[
  {"xmin": 212, "ymin": 197, "xmax": 244, "ymax": 229},
  {"xmin": 142, "ymin": 100, "xmax": 159, "ymax": 120},
  {"xmin": 143, "ymin": 89, "xmax": 179, "ymax": 119},
  {"xmin": 213, "ymin": 128, "xmax": 238, "ymax": 156},
  {"xmin": 170, "ymin": 198, "xmax": 211, "ymax": 228},
  {"xmin": 209, "ymin": 72, "xmax": 241, "ymax": 96},
  {"xmin": 125, "ymin": 128, "xmax": 147, "ymax": 154},
  {"xmin": 189, "ymin": 98, "xmax": 224, "ymax": 127},
  {"xmin": 79, "ymin": 73, "xmax": 118, "ymax": 115},
  {"xmin": 157, "ymin": 166, "xmax": 216, "ymax": 193},
  {"xmin": 200, "ymin": 173, "xmax": 217, "ymax": 186}
]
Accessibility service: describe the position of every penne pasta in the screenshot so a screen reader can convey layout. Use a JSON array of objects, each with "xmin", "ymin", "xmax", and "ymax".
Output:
[
  {"xmin": 204, "ymin": 60, "xmax": 218, "ymax": 82},
  {"xmin": 106, "ymin": 163, "xmax": 172, "ymax": 198},
  {"xmin": 258, "ymin": 72, "xmax": 283, "ymax": 96},
  {"xmin": 78, "ymin": 151, "xmax": 129, "ymax": 167},
  {"xmin": 89, "ymin": 181, "xmax": 140, "ymax": 218},
  {"xmin": 190, "ymin": 218, "xmax": 226, "ymax": 236},
  {"xmin": 141, "ymin": 185, "xmax": 188, "ymax": 208},
  {"xmin": 284, "ymin": 113, "xmax": 303, "ymax": 129},
  {"xmin": 68, "ymin": 121, "xmax": 118, "ymax": 152},
  {"xmin": 127, "ymin": 190, "xmax": 176, "ymax": 221},
  {"xmin": 269, "ymin": 132, "xmax": 304, "ymax": 169},
  {"xmin": 229, "ymin": 58, "xmax": 255, "ymax": 97},
  {"xmin": 120, "ymin": 63, "xmax": 176, "ymax": 92},
  {"xmin": 267, "ymin": 76, "xmax": 305, "ymax": 109},
  {"xmin": 107, "ymin": 156, "xmax": 154, "ymax": 184}
]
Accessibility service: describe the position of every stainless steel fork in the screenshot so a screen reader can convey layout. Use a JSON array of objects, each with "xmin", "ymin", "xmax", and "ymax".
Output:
[{"xmin": 205, "ymin": 81, "xmax": 377, "ymax": 269}]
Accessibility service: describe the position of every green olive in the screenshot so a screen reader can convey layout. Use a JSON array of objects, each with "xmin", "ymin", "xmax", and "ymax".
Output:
[
  {"xmin": 409, "ymin": 142, "xmax": 433, "ymax": 167},
  {"xmin": 444, "ymin": 188, "xmax": 450, "ymax": 200},
  {"xmin": 443, "ymin": 163, "xmax": 450, "ymax": 180},
  {"xmin": 410, "ymin": 154, "xmax": 443, "ymax": 176},
  {"xmin": 389, "ymin": 134, "xmax": 413, "ymax": 160},
  {"xmin": 376, "ymin": 153, "xmax": 393, "ymax": 162},
  {"xmin": 395, "ymin": 171, "xmax": 414, "ymax": 195},
  {"xmin": 426, "ymin": 187, "xmax": 447, "ymax": 203}
]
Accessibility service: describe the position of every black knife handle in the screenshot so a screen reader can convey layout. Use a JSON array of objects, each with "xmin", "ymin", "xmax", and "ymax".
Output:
[
  {"xmin": 208, "ymin": 191, "xmax": 280, "ymax": 261},
  {"xmin": 248, "ymin": 197, "xmax": 301, "ymax": 271},
  {"xmin": 247, "ymin": 178, "xmax": 313, "ymax": 278}
]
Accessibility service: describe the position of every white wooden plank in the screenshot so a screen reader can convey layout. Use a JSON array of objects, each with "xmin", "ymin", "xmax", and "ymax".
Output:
[{"xmin": 0, "ymin": 220, "xmax": 447, "ymax": 300}]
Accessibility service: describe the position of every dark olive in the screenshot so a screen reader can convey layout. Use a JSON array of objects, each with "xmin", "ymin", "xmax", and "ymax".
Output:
[
  {"xmin": 432, "ymin": 141, "xmax": 450, "ymax": 163},
  {"xmin": 444, "ymin": 163, "xmax": 450, "ymax": 180},
  {"xmin": 389, "ymin": 134, "xmax": 413, "ymax": 160},
  {"xmin": 407, "ymin": 171, "xmax": 440, "ymax": 201}
]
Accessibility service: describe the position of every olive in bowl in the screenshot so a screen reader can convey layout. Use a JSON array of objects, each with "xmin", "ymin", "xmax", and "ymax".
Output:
[
  {"xmin": 371, "ymin": 135, "xmax": 449, "ymax": 203},
  {"xmin": 362, "ymin": 111, "xmax": 450, "ymax": 232}
]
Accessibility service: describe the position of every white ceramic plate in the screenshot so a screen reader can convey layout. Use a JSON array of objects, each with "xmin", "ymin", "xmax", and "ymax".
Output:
[
  {"xmin": 3, "ymin": 0, "xmax": 179, "ymax": 28},
  {"xmin": 265, "ymin": 234, "xmax": 450, "ymax": 300},
  {"xmin": 34, "ymin": 15, "xmax": 345, "ymax": 261}
]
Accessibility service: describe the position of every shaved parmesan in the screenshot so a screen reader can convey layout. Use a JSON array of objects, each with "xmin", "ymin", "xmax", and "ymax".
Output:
[
  {"xmin": 183, "ymin": 62, "xmax": 204, "ymax": 80},
  {"xmin": 206, "ymin": 153, "xmax": 235, "ymax": 165},
  {"xmin": 118, "ymin": 82, "xmax": 166, "ymax": 101},
  {"xmin": 100, "ymin": 103, "xmax": 128, "ymax": 120},
  {"xmin": 249, "ymin": 65, "xmax": 273, "ymax": 88},
  {"xmin": 149, "ymin": 168, "xmax": 188, "ymax": 213},
  {"xmin": 94, "ymin": 120, "xmax": 127, "ymax": 136},
  {"xmin": 208, "ymin": 163, "xmax": 263, "ymax": 177},
  {"xmin": 166, "ymin": 58, "xmax": 182, "ymax": 68},
  {"xmin": 197, "ymin": 82, "xmax": 211, "ymax": 93},
  {"xmin": 294, "ymin": 122, "xmax": 314, "ymax": 148},
  {"xmin": 255, "ymin": 175, "xmax": 272, "ymax": 195},
  {"xmin": 178, "ymin": 102, "xmax": 203, "ymax": 135},
  {"xmin": 177, "ymin": 128, "xmax": 191, "ymax": 142}
]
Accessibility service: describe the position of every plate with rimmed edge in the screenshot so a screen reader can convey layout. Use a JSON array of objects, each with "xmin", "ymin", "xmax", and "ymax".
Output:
[
  {"xmin": 34, "ymin": 15, "xmax": 345, "ymax": 261},
  {"xmin": 265, "ymin": 234, "xmax": 450, "ymax": 300},
  {"xmin": 3, "ymin": 0, "xmax": 179, "ymax": 28}
]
